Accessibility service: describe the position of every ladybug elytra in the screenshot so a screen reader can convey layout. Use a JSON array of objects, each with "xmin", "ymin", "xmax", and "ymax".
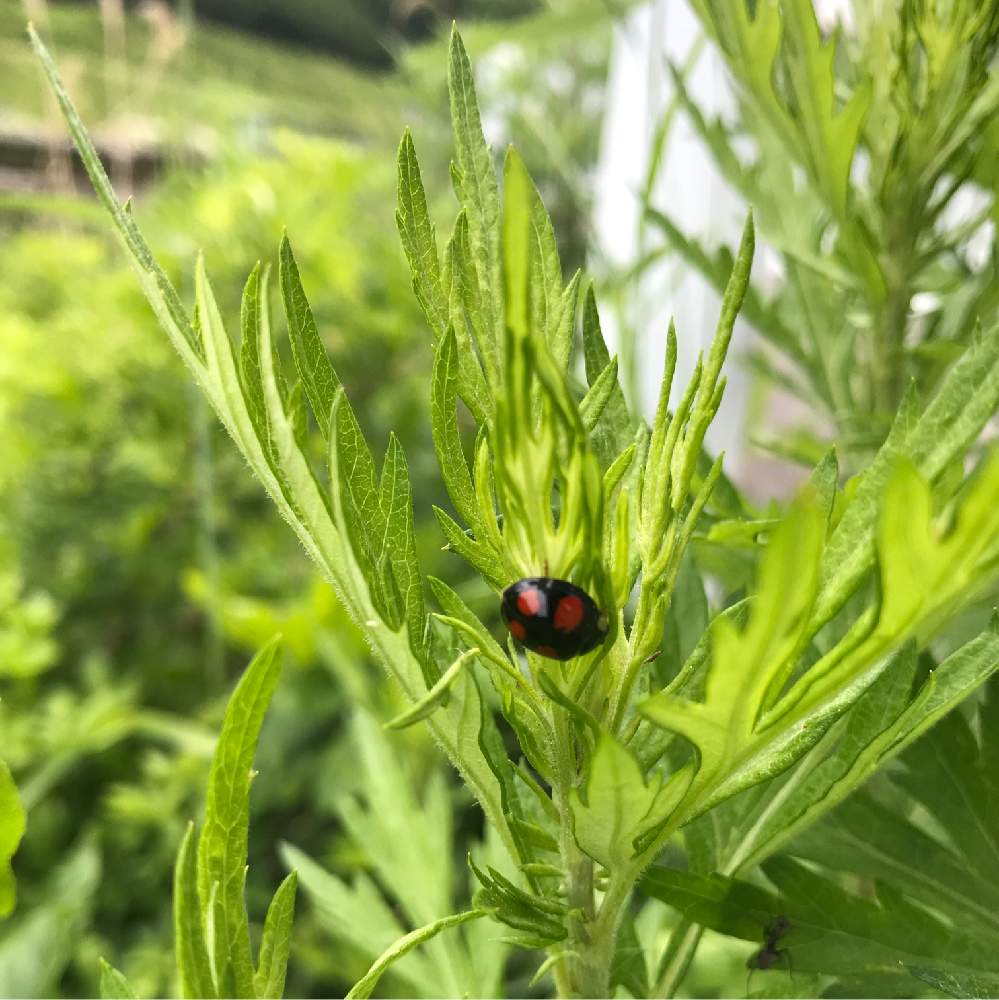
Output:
[{"xmin": 500, "ymin": 577, "xmax": 608, "ymax": 660}]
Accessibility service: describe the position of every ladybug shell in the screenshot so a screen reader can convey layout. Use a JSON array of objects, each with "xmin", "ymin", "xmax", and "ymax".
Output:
[{"xmin": 500, "ymin": 577, "xmax": 608, "ymax": 661}]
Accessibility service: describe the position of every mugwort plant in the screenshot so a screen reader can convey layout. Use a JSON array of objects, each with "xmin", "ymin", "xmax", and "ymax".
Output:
[{"xmin": 29, "ymin": 18, "xmax": 999, "ymax": 999}]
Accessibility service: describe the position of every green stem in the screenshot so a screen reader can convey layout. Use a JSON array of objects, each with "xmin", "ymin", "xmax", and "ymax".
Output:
[
  {"xmin": 653, "ymin": 919, "xmax": 704, "ymax": 998},
  {"xmin": 552, "ymin": 709, "xmax": 610, "ymax": 998}
]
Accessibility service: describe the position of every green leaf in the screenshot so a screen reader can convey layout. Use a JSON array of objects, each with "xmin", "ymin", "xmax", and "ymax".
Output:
[
  {"xmin": 502, "ymin": 147, "xmax": 533, "ymax": 342},
  {"xmin": 278, "ymin": 235, "xmax": 341, "ymax": 439},
  {"xmin": 254, "ymin": 871, "xmax": 298, "ymax": 1000},
  {"xmin": 0, "ymin": 837, "xmax": 101, "ymax": 997},
  {"xmin": 433, "ymin": 507, "xmax": 506, "ymax": 589},
  {"xmin": 791, "ymin": 789, "xmax": 999, "ymax": 939},
  {"xmin": 908, "ymin": 967, "xmax": 999, "ymax": 999},
  {"xmin": 27, "ymin": 26, "xmax": 200, "ymax": 362},
  {"xmin": 640, "ymin": 502, "xmax": 825, "ymax": 801},
  {"xmin": 431, "ymin": 328, "xmax": 479, "ymax": 529},
  {"xmin": 281, "ymin": 844, "xmax": 435, "ymax": 997},
  {"xmin": 345, "ymin": 910, "xmax": 487, "ymax": 1000},
  {"xmin": 330, "ymin": 390, "xmax": 403, "ymax": 629},
  {"xmin": 780, "ymin": 0, "xmax": 871, "ymax": 220},
  {"xmin": 385, "ymin": 648, "xmax": 481, "ymax": 730},
  {"xmin": 396, "ymin": 129, "xmax": 447, "ymax": 338},
  {"xmin": 570, "ymin": 734, "xmax": 680, "ymax": 870},
  {"xmin": 174, "ymin": 821, "xmax": 216, "ymax": 999},
  {"xmin": 398, "ymin": 134, "xmax": 490, "ymax": 421},
  {"xmin": 895, "ymin": 708, "xmax": 999, "ymax": 889},
  {"xmin": 427, "ymin": 576, "xmax": 510, "ymax": 669},
  {"xmin": 642, "ymin": 857, "xmax": 999, "ymax": 979},
  {"xmin": 379, "ymin": 434, "xmax": 428, "ymax": 664},
  {"xmin": 509, "ymin": 146, "xmax": 567, "ymax": 368},
  {"xmin": 580, "ymin": 357, "xmax": 622, "ymax": 434},
  {"xmin": 448, "ymin": 26, "xmax": 502, "ymax": 357},
  {"xmin": 816, "ymin": 321, "xmax": 999, "ymax": 627},
  {"xmin": 446, "ymin": 209, "xmax": 500, "ymax": 396},
  {"xmin": 197, "ymin": 637, "xmax": 284, "ymax": 999},
  {"xmin": 99, "ymin": 958, "xmax": 136, "ymax": 1000},
  {"xmin": 582, "ymin": 284, "xmax": 632, "ymax": 462},
  {"xmin": 238, "ymin": 263, "xmax": 276, "ymax": 468},
  {"xmin": 0, "ymin": 760, "xmax": 25, "ymax": 919}
]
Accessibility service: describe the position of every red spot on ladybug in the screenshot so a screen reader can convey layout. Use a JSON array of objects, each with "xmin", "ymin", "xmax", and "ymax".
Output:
[
  {"xmin": 516, "ymin": 588, "xmax": 545, "ymax": 617},
  {"xmin": 553, "ymin": 595, "xmax": 584, "ymax": 632},
  {"xmin": 500, "ymin": 577, "xmax": 609, "ymax": 661}
]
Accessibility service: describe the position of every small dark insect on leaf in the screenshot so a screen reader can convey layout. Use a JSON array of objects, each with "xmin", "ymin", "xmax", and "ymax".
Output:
[{"xmin": 747, "ymin": 915, "xmax": 791, "ymax": 971}]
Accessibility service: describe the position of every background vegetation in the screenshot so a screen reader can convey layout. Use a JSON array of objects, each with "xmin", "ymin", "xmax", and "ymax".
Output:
[{"xmin": 2, "ymin": 1, "xmax": 999, "ymax": 998}]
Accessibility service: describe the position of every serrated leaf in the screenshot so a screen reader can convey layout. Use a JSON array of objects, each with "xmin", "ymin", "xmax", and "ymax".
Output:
[
  {"xmin": 238, "ymin": 263, "xmax": 276, "ymax": 468},
  {"xmin": 28, "ymin": 26, "xmax": 201, "ymax": 362},
  {"xmin": 396, "ymin": 129, "xmax": 448, "ymax": 337},
  {"xmin": 330, "ymin": 390, "xmax": 403, "ymax": 629},
  {"xmin": 816, "ymin": 320, "xmax": 999, "ymax": 627},
  {"xmin": 197, "ymin": 638, "xmax": 284, "ymax": 999},
  {"xmin": 427, "ymin": 576, "xmax": 509, "ymax": 667},
  {"xmin": 431, "ymin": 328, "xmax": 480, "ymax": 529},
  {"xmin": 448, "ymin": 26, "xmax": 502, "ymax": 358},
  {"xmin": 0, "ymin": 760, "xmax": 24, "ymax": 919},
  {"xmin": 502, "ymin": 147, "xmax": 532, "ymax": 342},
  {"xmin": 507, "ymin": 145, "xmax": 566, "ymax": 368},
  {"xmin": 582, "ymin": 284, "xmax": 632, "ymax": 463},
  {"xmin": 31, "ymin": 18, "xmax": 523, "ymax": 884},
  {"xmin": 279, "ymin": 235, "xmax": 341, "ymax": 439},
  {"xmin": 346, "ymin": 910, "xmax": 487, "ymax": 1000},
  {"xmin": 398, "ymin": 137, "xmax": 491, "ymax": 423},
  {"xmin": 379, "ymin": 434, "xmax": 428, "ymax": 665},
  {"xmin": 446, "ymin": 209, "xmax": 500, "ymax": 393},
  {"xmin": 580, "ymin": 357, "xmax": 621, "ymax": 434},
  {"xmin": 99, "ymin": 958, "xmax": 136, "ymax": 1000}
]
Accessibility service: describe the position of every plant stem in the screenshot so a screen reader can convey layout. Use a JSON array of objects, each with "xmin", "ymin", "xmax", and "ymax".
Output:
[{"xmin": 552, "ymin": 708, "xmax": 608, "ymax": 998}]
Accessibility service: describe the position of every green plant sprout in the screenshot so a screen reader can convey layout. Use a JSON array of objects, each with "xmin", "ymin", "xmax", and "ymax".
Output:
[{"xmin": 30, "ymin": 19, "xmax": 999, "ymax": 999}]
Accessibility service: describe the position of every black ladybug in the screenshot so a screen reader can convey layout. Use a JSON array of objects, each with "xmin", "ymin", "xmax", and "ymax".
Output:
[{"xmin": 500, "ymin": 578, "xmax": 608, "ymax": 661}]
